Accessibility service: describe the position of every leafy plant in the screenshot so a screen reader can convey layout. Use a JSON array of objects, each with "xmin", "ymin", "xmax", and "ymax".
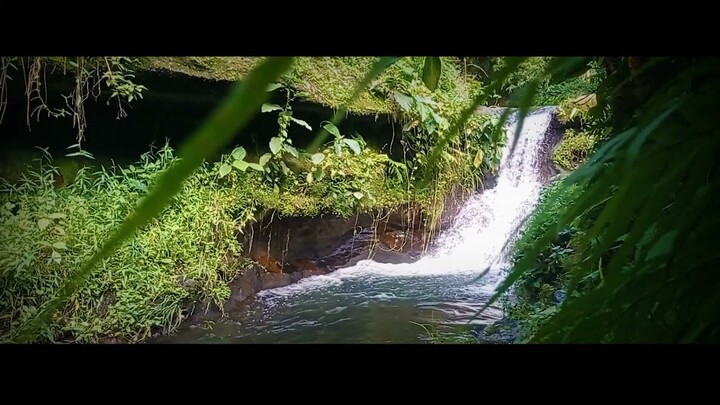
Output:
[{"xmin": 0, "ymin": 57, "xmax": 149, "ymax": 145}]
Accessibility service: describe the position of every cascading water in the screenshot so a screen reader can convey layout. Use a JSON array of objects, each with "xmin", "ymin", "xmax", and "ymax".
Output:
[{"xmin": 161, "ymin": 108, "xmax": 557, "ymax": 343}]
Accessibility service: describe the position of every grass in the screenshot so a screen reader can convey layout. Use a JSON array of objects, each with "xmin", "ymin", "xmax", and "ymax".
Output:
[
  {"xmin": 3, "ymin": 56, "xmax": 499, "ymax": 343},
  {"xmin": 1, "ymin": 129, "xmax": 489, "ymax": 342}
]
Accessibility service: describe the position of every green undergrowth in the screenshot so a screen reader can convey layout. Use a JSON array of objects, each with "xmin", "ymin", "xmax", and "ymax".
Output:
[
  {"xmin": 493, "ymin": 57, "xmax": 604, "ymax": 106},
  {"xmin": 552, "ymin": 129, "xmax": 598, "ymax": 171},
  {"xmin": 0, "ymin": 130, "xmax": 488, "ymax": 342},
  {"xmin": 505, "ymin": 180, "xmax": 583, "ymax": 341}
]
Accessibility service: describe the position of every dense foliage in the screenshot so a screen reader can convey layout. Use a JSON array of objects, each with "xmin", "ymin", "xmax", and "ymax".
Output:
[
  {"xmin": 498, "ymin": 56, "xmax": 720, "ymax": 343},
  {"xmin": 0, "ymin": 58, "xmax": 500, "ymax": 342}
]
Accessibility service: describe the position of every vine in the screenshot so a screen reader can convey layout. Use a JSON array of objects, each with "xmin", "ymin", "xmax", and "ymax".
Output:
[{"xmin": 0, "ymin": 56, "xmax": 147, "ymax": 146}]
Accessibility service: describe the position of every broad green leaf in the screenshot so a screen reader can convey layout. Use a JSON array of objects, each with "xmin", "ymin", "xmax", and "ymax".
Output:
[
  {"xmin": 323, "ymin": 123, "xmax": 341, "ymax": 138},
  {"xmin": 259, "ymin": 153, "xmax": 272, "ymax": 166},
  {"xmin": 38, "ymin": 219, "xmax": 50, "ymax": 230},
  {"xmin": 306, "ymin": 172, "xmax": 313, "ymax": 184},
  {"xmin": 422, "ymin": 57, "xmax": 442, "ymax": 91},
  {"xmin": 311, "ymin": 153, "xmax": 325, "ymax": 165},
  {"xmin": 266, "ymin": 83, "xmax": 284, "ymax": 92},
  {"xmin": 231, "ymin": 146, "xmax": 246, "ymax": 161},
  {"xmin": 269, "ymin": 137, "xmax": 283, "ymax": 155},
  {"xmin": 343, "ymin": 139, "xmax": 361, "ymax": 155},
  {"xmin": 473, "ymin": 149, "xmax": 484, "ymax": 168},
  {"xmin": 52, "ymin": 242, "xmax": 67, "ymax": 250},
  {"xmin": 219, "ymin": 163, "xmax": 232, "ymax": 178},
  {"xmin": 15, "ymin": 57, "xmax": 294, "ymax": 343},
  {"xmin": 393, "ymin": 91, "xmax": 414, "ymax": 112},
  {"xmin": 232, "ymin": 160, "xmax": 249, "ymax": 171},
  {"xmin": 47, "ymin": 213, "xmax": 66, "ymax": 219},
  {"xmin": 51, "ymin": 250, "xmax": 61, "ymax": 263},
  {"xmin": 248, "ymin": 163, "xmax": 264, "ymax": 172},
  {"xmin": 283, "ymin": 144, "xmax": 299, "ymax": 158},
  {"xmin": 289, "ymin": 117, "xmax": 312, "ymax": 131},
  {"xmin": 353, "ymin": 191, "xmax": 364, "ymax": 200},
  {"xmin": 261, "ymin": 103, "xmax": 283, "ymax": 113}
]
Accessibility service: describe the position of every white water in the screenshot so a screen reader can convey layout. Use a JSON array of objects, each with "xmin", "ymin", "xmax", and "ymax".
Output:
[
  {"xmin": 162, "ymin": 108, "xmax": 557, "ymax": 343},
  {"xmin": 260, "ymin": 108, "xmax": 555, "ymax": 299}
]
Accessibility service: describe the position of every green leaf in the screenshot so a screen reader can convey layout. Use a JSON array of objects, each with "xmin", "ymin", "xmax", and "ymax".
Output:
[
  {"xmin": 52, "ymin": 242, "xmax": 67, "ymax": 250},
  {"xmin": 261, "ymin": 103, "xmax": 283, "ymax": 113},
  {"xmin": 353, "ymin": 191, "xmax": 364, "ymax": 200},
  {"xmin": 307, "ymin": 57, "xmax": 401, "ymax": 152},
  {"xmin": 14, "ymin": 57, "xmax": 294, "ymax": 343},
  {"xmin": 266, "ymin": 83, "xmax": 283, "ymax": 92},
  {"xmin": 422, "ymin": 57, "xmax": 442, "ymax": 91},
  {"xmin": 273, "ymin": 184, "xmax": 280, "ymax": 194},
  {"xmin": 47, "ymin": 213, "xmax": 67, "ymax": 219},
  {"xmin": 51, "ymin": 250, "xmax": 61, "ymax": 263},
  {"xmin": 343, "ymin": 139, "xmax": 361, "ymax": 155},
  {"xmin": 231, "ymin": 146, "xmax": 246, "ymax": 161},
  {"xmin": 393, "ymin": 91, "xmax": 414, "ymax": 112},
  {"xmin": 311, "ymin": 153, "xmax": 325, "ymax": 165},
  {"xmin": 259, "ymin": 153, "xmax": 272, "ymax": 166},
  {"xmin": 248, "ymin": 163, "xmax": 264, "ymax": 172},
  {"xmin": 219, "ymin": 163, "xmax": 232, "ymax": 178},
  {"xmin": 323, "ymin": 123, "xmax": 341, "ymax": 138},
  {"xmin": 38, "ymin": 219, "xmax": 50, "ymax": 230},
  {"xmin": 334, "ymin": 142, "xmax": 343, "ymax": 157},
  {"xmin": 269, "ymin": 137, "xmax": 283, "ymax": 155},
  {"xmin": 306, "ymin": 172, "xmax": 313, "ymax": 184},
  {"xmin": 289, "ymin": 117, "xmax": 312, "ymax": 131},
  {"xmin": 232, "ymin": 160, "xmax": 249, "ymax": 171},
  {"xmin": 283, "ymin": 144, "xmax": 299, "ymax": 158},
  {"xmin": 473, "ymin": 149, "xmax": 484, "ymax": 168}
]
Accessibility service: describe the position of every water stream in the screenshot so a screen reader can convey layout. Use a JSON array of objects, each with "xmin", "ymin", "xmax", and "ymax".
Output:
[{"xmin": 160, "ymin": 108, "xmax": 556, "ymax": 343}]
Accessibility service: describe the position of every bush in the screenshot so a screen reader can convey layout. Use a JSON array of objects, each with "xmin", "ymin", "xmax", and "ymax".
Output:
[{"xmin": 552, "ymin": 129, "xmax": 597, "ymax": 171}]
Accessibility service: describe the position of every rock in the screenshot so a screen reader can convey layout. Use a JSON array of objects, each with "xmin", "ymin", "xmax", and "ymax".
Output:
[
  {"xmin": 553, "ymin": 290, "xmax": 566, "ymax": 304},
  {"xmin": 224, "ymin": 265, "xmax": 264, "ymax": 312},
  {"xmin": 260, "ymin": 272, "xmax": 294, "ymax": 290},
  {"xmin": 253, "ymin": 252, "xmax": 283, "ymax": 274},
  {"xmin": 378, "ymin": 230, "xmax": 406, "ymax": 251},
  {"xmin": 473, "ymin": 319, "xmax": 521, "ymax": 344}
]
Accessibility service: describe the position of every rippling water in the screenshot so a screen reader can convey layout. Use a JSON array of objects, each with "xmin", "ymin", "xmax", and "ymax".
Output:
[{"xmin": 159, "ymin": 108, "xmax": 555, "ymax": 344}]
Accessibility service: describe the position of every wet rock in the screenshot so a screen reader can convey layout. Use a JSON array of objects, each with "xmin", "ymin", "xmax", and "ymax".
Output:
[
  {"xmin": 260, "ymin": 272, "xmax": 294, "ymax": 290},
  {"xmin": 254, "ymin": 252, "xmax": 283, "ymax": 274},
  {"xmin": 224, "ymin": 265, "xmax": 264, "ymax": 312},
  {"xmin": 553, "ymin": 290, "xmax": 566, "ymax": 304},
  {"xmin": 473, "ymin": 319, "xmax": 521, "ymax": 344},
  {"xmin": 378, "ymin": 230, "xmax": 406, "ymax": 251}
]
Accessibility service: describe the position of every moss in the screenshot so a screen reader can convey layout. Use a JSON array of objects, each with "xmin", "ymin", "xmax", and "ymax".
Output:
[{"xmin": 137, "ymin": 57, "xmax": 480, "ymax": 116}]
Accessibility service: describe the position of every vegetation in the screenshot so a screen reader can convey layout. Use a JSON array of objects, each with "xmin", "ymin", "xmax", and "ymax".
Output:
[
  {"xmin": 5, "ymin": 55, "xmax": 718, "ymax": 344},
  {"xmin": 552, "ymin": 129, "xmax": 597, "ymax": 171},
  {"xmin": 490, "ymin": 57, "xmax": 604, "ymax": 106},
  {"xmin": 1, "ymin": 57, "xmax": 502, "ymax": 342},
  {"xmin": 493, "ymin": 56, "xmax": 720, "ymax": 343}
]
